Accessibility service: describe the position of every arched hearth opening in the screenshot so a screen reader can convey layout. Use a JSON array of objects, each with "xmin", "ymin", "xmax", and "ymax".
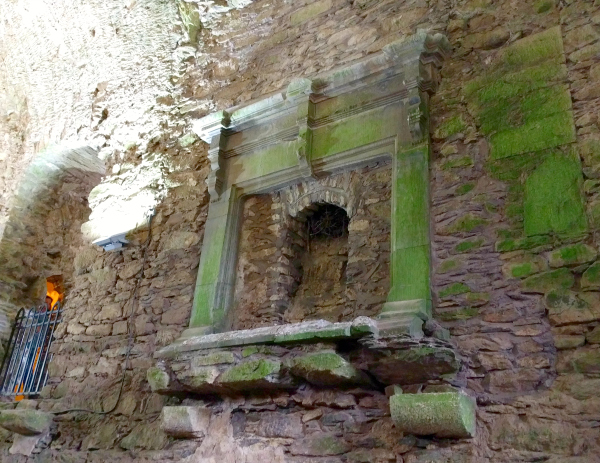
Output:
[{"xmin": 285, "ymin": 203, "xmax": 349, "ymax": 324}]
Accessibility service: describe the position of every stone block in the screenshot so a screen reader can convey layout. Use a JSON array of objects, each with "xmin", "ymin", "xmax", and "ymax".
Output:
[
  {"xmin": 521, "ymin": 268, "xmax": 574, "ymax": 294},
  {"xmin": 548, "ymin": 243, "xmax": 597, "ymax": 267},
  {"xmin": 192, "ymin": 351, "xmax": 235, "ymax": 366},
  {"xmin": 355, "ymin": 342, "xmax": 460, "ymax": 386},
  {"xmin": 160, "ymin": 406, "xmax": 210, "ymax": 438},
  {"xmin": 0, "ymin": 409, "xmax": 52, "ymax": 436},
  {"xmin": 120, "ymin": 420, "xmax": 167, "ymax": 450},
  {"xmin": 581, "ymin": 261, "xmax": 600, "ymax": 289},
  {"xmin": 557, "ymin": 347, "xmax": 600, "ymax": 375},
  {"xmin": 86, "ymin": 324, "xmax": 113, "ymax": 336},
  {"xmin": 216, "ymin": 359, "xmax": 295, "ymax": 391},
  {"xmin": 96, "ymin": 302, "xmax": 123, "ymax": 320},
  {"xmin": 256, "ymin": 412, "xmax": 303, "ymax": 438},
  {"xmin": 389, "ymin": 391, "xmax": 476, "ymax": 438},
  {"xmin": 289, "ymin": 352, "xmax": 370, "ymax": 387},
  {"xmin": 289, "ymin": 433, "xmax": 350, "ymax": 456},
  {"xmin": 177, "ymin": 366, "xmax": 220, "ymax": 393},
  {"xmin": 545, "ymin": 291, "xmax": 600, "ymax": 326}
]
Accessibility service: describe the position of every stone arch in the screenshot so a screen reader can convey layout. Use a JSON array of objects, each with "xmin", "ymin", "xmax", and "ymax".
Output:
[
  {"xmin": 0, "ymin": 145, "xmax": 105, "ymax": 343},
  {"xmin": 283, "ymin": 180, "xmax": 358, "ymax": 220}
]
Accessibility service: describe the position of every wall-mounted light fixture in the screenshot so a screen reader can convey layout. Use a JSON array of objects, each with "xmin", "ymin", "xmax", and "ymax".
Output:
[{"xmin": 93, "ymin": 233, "xmax": 129, "ymax": 252}]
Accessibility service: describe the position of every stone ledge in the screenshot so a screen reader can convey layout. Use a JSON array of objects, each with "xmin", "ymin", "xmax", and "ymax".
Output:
[
  {"xmin": 155, "ymin": 317, "xmax": 379, "ymax": 359},
  {"xmin": 149, "ymin": 331, "xmax": 462, "ymax": 397}
]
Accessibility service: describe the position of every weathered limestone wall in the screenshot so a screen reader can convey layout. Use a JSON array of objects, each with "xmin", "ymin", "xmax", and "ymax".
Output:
[
  {"xmin": 0, "ymin": 0, "xmax": 600, "ymax": 462},
  {"xmin": 0, "ymin": 0, "xmax": 186, "ymax": 245}
]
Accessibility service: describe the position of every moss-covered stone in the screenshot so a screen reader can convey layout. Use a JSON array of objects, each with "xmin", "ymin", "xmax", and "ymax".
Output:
[
  {"xmin": 193, "ymin": 351, "xmax": 235, "ymax": 366},
  {"xmin": 524, "ymin": 151, "xmax": 587, "ymax": 237},
  {"xmin": 437, "ymin": 258, "xmax": 461, "ymax": 274},
  {"xmin": 502, "ymin": 255, "xmax": 547, "ymax": 279},
  {"xmin": 437, "ymin": 307, "xmax": 479, "ymax": 321},
  {"xmin": 364, "ymin": 346, "xmax": 461, "ymax": 385},
  {"xmin": 178, "ymin": 367, "xmax": 220, "ymax": 392},
  {"xmin": 434, "ymin": 115, "xmax": 467, "ymax": 139},
  {"xmin": 216, "ymin": 359, "xmax": 292, "ymax": 391},
  {"xmin": 389, "ymin": 391, "xmax": 476, "ymax": 438},
  {"xmin": 147, "ymin": 367, "xmax": 170, "ymax": 393},
  {"xmin": 439, "ymin": 282, "xmax": 471, "ymax": 298},
  {"xmin": 454, "ymin": 238, "xmax": 484, "ymax": 253},
  {"xmin": 558, "ymin": 348, "xmax": 600, "ymax": 376},
  {"xmin": 441, "ymin": 156, "xmax": 474, "ymax": 170},
  {"xmin": 548, "ymin": 243, "xmax": 597, "ymax": 267},
  {"xmin": 464, "ymin": 28, "xmax": 574, "ymax": 160},
  {"xmin": 495, "ymin": 235, "xmax": 552, "ymax": 252},
  {"xmin": 582, "ymin": 261, "xmax": 600, "ymax": 289},
  {"xmin": 456, "ymin": 183, "xmax": 475, "ymax": 195},
  {"xmin": 521, "ymin": 268, "xmax": 574, "ymax": 293},
  {"xmin": 465, "ymin": 292, "xmax": 490, "ymax": 306},
  {"xmin": 289, "ymin": 352, "xmax": 369, "ymax": 387},
  {"xmin": 545, "ymin": 290, "xmax": 600, "ymax": 326},
  {"xmin": 535, "ymin": 0, "xmax": 554, "ymax": 13},
  {"xmin": 442, "ymin": 213, "xmax": 488, "ymax": 234}
]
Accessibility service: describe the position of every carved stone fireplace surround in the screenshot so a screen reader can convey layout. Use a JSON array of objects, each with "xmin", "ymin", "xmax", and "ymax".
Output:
[{"xmin": 151, "ymin": 32, "xmax": 476, "ymax": 440}]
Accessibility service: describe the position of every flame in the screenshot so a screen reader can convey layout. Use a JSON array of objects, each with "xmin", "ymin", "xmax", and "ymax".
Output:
[{"xmin": 45, "ymin": 281, "xmax": 62, "ymax": 307}]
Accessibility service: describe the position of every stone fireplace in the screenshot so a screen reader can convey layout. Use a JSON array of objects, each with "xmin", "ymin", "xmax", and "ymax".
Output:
[{"xmin": 151, "ymin": 31, "xmax": 476, "ymax": 442}]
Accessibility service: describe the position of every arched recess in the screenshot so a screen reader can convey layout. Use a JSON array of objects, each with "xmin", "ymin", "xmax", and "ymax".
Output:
[{"xmin": 0, "ymin": 145, "xmax": 105, "ymax": 349}]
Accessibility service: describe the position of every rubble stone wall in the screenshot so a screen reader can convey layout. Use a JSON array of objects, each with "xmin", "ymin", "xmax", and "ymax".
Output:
[
  {"xmin": 234, "ymin": 163, "xmax": 391, "ymax": 330},
  {"xmin": 0, "ymin": 0, "xmax": 600, "ymax": 462}
]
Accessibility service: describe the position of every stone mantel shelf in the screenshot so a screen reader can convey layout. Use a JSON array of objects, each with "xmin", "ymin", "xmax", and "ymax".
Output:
[{"xmin": 155, "ymin": 317, "xmax": 379, "ymax": 359}]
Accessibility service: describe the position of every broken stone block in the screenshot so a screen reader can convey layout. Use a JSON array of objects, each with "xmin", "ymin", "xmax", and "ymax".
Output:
[
  {"xmin": 160, "ymin": 406, "xmax": 210, "ymax": 438},
  {"xmin": 216, "ymin": 359, "xmax": 295, "ymax": 391},
  {"xmin": 0, "ymin": 409, "xmax": 53, "ymax": 436},
  {"xmin": 289, "ymin": 352, "xmax": 370, "ymax": 387},
  {"xmin": 389, "ymin": 391, "xmax": 476, "ymax": 438},
  {"xmin": 177, "ymin": 366, "xmax": 220, "ymax": 393},
  {"xmin": 354, "ymin": 338, "xmax": 461, "ymax": 385}
]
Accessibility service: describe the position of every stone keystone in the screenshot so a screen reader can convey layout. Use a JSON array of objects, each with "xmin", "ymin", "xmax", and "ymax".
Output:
[
  {"xmin": 389, "ymin": 391, "xmax": 476, "ymax": 438},
  {"xmin": 0, "ymin": 409, "xmax": 53, "ymax": 436}
]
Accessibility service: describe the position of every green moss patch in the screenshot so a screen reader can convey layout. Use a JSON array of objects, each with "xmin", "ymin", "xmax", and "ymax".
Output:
[
  {"xmin": 218, "ymin": 359, "xmax": 281, "ymax": 384},
  {"xmin": 441, "ymin": 156, "xmax": 474, "ymax": 170},
  {"xmin": 442, "ymin": 213, "xmax": 488, "ymax": 234},
  {"xmin": 456, "ymin": 183, "xmax": 475, "ymax": 195},
  {"xmin": 437, "ymin": 307, "xmax": 479, "ymax": 321},
  {"xmin": 434, "ymin": 115, "xmax": 467, "ymax": 139},
  {"xmin": 439, "ymin": 282, "xmax": 471, "ymax": 298},
  {"xmin": 464, "ymin": 27, "xmax": 575, "ymax": 160},
  {"xmin": 521, "ymin": 268, "xmax": 574, "ymax": 293},
  {"xmin": 454, "ymin": 238, "xmax": 484, "ymax": 253},
  {"xmin": 495, "ymin": 235, "xmax": 552, "ymax": 252},
  {"xmin": 582, "ymin": 261, "xmax": 600, "ymax": 289},
  {"xmin": 289, "ymin": 352, "xmax": 369, "ymax": 386},
  {"xmin": 524, "ymin": 151, "xmax": 587, "ymax": 236},
  {"xmin": 548, "ymin": 243, "xmax": 597, "ymax": 267},
  {"xmin": 437, "ymin": 259, "xmax": 461, "ymax": 274}
]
